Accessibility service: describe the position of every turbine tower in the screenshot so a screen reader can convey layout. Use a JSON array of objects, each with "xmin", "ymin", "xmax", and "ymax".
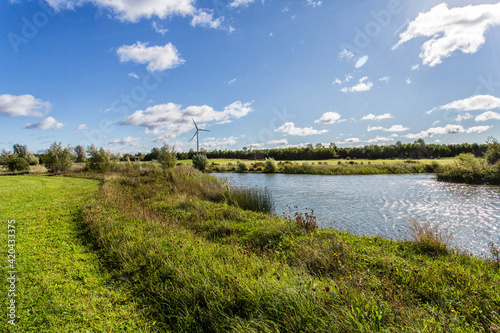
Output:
[{"xmin": 190, "ymin": 119, "xmax": 209, "ymax": 153}]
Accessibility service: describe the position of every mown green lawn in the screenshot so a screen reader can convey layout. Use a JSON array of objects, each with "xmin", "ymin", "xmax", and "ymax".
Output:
[{"xmin": 0, "ymin": 175, "xmax": 154, "ymax": 332}]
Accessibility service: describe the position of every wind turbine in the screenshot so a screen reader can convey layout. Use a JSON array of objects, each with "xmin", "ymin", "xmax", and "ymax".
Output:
[{"xmin": 190, "ymin": 119, "xmax": 209, "ymax": 153}]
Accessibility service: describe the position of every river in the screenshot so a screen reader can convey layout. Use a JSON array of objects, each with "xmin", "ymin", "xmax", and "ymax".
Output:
[{"xmin": 214, "ymin": 173, "xmax": 500, "ymax": 256}]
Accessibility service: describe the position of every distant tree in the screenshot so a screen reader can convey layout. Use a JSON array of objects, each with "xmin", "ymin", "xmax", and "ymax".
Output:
[
  {"xmin": 158, "ymin": 144, "xmax": 177, "ymax": 171},
  {"xmin": 4, "ymin": 155, "xmax": 30, "ymax": 172},
  {"xmin": 86, "ymin": 145, "xmax": 114, "ymax": 172},
  {"xmin": 237, "ymin": 161, "xmax": 248, "ymax": 173},
  {"xmin": 192, "ymin": 154, "xmax": 209, "ymax": 171},
  {"xmin": 13, "ymin": 144, "xmax": 28, "ymax": 159},
  {"xmin": 485, "ymin": 137, "xmax": 500, "ymax": 165},
  {"xmin": 144, "ymin": 147, "xmax": 161, "ymax": 161},
  {"xmin": 315, "ymin": 143, "xmax": 324, "ymax": 149},
  {"xmin": 74, "ymin": 145, "xmax": 87, "ymax": 163},
  {"xmin": 44, "ymin": 142, "xmax": 75, "ymax": 173}
]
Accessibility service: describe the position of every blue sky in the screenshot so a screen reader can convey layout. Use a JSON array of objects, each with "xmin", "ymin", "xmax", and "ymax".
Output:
[{"xmin": 1, "ymin": 0, "xmax": 500, "ymax": 154}]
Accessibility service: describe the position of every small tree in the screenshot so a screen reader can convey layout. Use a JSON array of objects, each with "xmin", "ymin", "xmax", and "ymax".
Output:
[
  {"xmin": 158, "ymin": 144, "xmax": 177, "ymax": 171},
  {"xmin": 74, "ymin": 145, "xmax": 87, "ymax": 163},
  {"xmin": 264, "ymin": 158, "xmax": 278, "ymax": 173},
  {"xmin": 192, "ymin": 154, "xmax": 209, "ymax": 171},
  {"xmin": 5, "ymin": 155, "xmax": 30, "ymax": 172},
  {"xmin": 13, "ymin": 144, "xmax": 28, "ymax": 159},
  {"xmin": 485, "ymin": 137, "xmax": 500, "ymax": 165},
  {"xmin": 44, "ymin": 142, "xmax": 75, "ymax": 173},
  {"xmin": 86, "ymin": 145, "xmax": 114, "ymax": 173}
]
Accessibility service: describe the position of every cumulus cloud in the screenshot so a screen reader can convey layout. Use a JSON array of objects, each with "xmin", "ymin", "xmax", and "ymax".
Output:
[
  {"xmin": 340, "ymin": 76, "xmax": 373, "ymax": 93},
  {"xmin": 455, "ymin": 113, "xmax": 473, "ymax": 122},
  {"xmin": 109, "ymin": 136, "xmax": 141, "ymax": 146},
  {"xmin": 368, "ymin": 125, "xmax": 409, "ymax": 132},
  {"xmin": 229, "ymin": 0, "xmax": 255, "ymax": 8},
  {"xmin": 427, "ymin": 95, "xmax": 500, "ymax": 114},
  {"xmin": 45, "ymin": 0, "xmax": 197, "ymax": 22},
  {"xmin": 122, "ymin": 101, "xmax": 253, "ymax": 139},
  {"xmin": 306, "ymin": 0, "xmax": 322, "ymax": 8},
  {"xmin": 274, "ymin": 122, "xmax": 328, "ymax": 136},
  {"xmin": 366, "ymin": 136, "xmax": 393, "ymax": 143},
  {"xmin": 393, "ymin": 3, "xmax": 500, "ymax": 66},
  {"xmin": 267, "ymin": 139, "xmax": 288, "ymax": 146},
  {"xmin": 411, "ymin": 64, "xmax": 420, "ymax": 71},
  {"xmin": 332, "ymin": 78, "xmax": 342, "ymax": 85},
  {"xmin": 117, "ymin": 42, "xmax": 184, "ymax": 72},
  {"xmin": 338, "ymin": 49, "xmax": 354, "ymax": 59},
  {"xmin": 379, "ymin": 76, "xmax": 390, "ymax": 82},
  {"xmin": 0, "ymin": 94, "xmax": 51, "ymax": 117},
  {"xmin": 191, "ymin": 10, "xmax": 221, "ymax": 29},
  {"xmin": 128, "ymin": 72, "xmax": 139, "ymax": 79},
  {"xmin": 227, "ymin": 78, "xmax": 237, "ymax": 85},
  {"xmin": 23, "ymin": 116, "xmax": 64, "ymax": 130},
  {"xmin": 361, "ymin": 113, "xmax": 393, "ymax": 121},
  {"xmin": 202, "ymin": 137, "xmax": 237, "ymax": 148},
  {"xmin": 475, "ymin": 111, "xmax": 500, "ymax": 122},
  {"xmin": 406, "ymin": 78, "xmax": 412, "ymax": 84},
  {"xmin": 338, "ymin": 137, "xmax": 360, "ymax": 144},
  {"xmin": 76, "ymin": 124, "xmax": 88, "ymax": 131},
  {"xmin": 405, "ymin": 124, "xmax": 490, "ymax": 139},
  {"xmin": 314, "ymin": 112, "xmax": 342, "ymax": 124}
]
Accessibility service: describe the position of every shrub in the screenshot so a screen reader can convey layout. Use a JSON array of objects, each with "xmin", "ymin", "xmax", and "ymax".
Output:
[
  {"xmin": 192, "ymin": 154, "xmax": 209, "ymax": 171},
  {"xmin": 44, "ymin": 142, "xmax": 75, "ymax": 173},
  {"xmin": 5, "ymin": 155, "xmax": 30, "ymax": 172},
  {"xmin": 86, "ymin": 145, "xmax": 115, "ymax": 172},
  {"xmin": 237, "ymin": 161, "xmax": 248, "ymax": 173},
  {"xmin": 264, "ymin": 158, "xmax": 278, "ymax": 173},
  {"xmin": 158, "ymin": 144, "xmax": 177, "ymax": 171},
  {"xmin": 409, "ymin": 221, "xmax": 451, "ymax": 255},
  {"xmin": 27, "ymin": 154, "xmax": 39, "ymax": 165},
  {"xmin": 227, "ymin": 186, "xmax": 274, "ymax": 213},
  {"xmin": 485, "ymin": 137, "xmax": 500, "ymax": 165}
]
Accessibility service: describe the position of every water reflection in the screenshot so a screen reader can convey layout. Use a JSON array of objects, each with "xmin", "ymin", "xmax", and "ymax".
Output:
[{"xmin": 215, "ymin": 173, "xmax": 500, "ymax": 256}]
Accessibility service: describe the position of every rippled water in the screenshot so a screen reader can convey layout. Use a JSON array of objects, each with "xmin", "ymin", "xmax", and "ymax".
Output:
[{"xmin": 215, "ymin": 173, "xmax": 500, "ymax": 256}]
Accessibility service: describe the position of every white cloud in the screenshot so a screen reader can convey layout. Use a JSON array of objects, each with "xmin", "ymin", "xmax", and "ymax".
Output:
[
  {"xmin": 152, "ymin": 21, "xmax": 168, "ymax": 35},
  {"xmin": 245, "ymin": 143, "xmax": 263, "ymax": 149},
  {"xmin": 340, "ymin": 76, "xmax": 373, "ymax": 93},
  {"xmin": 201, "ymin": 137, "xmax": 237, "ymax": 148},
  {"xmin": 117, "ymin": 42, "xmax": 185, "ymax": 72},
  {"xmin": 393, "ymin": 3, "xmax": 500, "ymax": 66},
  {"xmin": 314, "ymin": 112, "xmax": 342, "ymax": 124},
  {"xmin": 76, "ymin": 124, "xmax": 88, "ymax": 131},
  {"xmin": 109, "ymin": 136, "xmax": 141, "ymax": 146},
  {"xmin": 379, "ymin": 76, "xmax": 390, "ymax": 82},
  {"xmin": 128, "ymin": 72, "xmax": 139, "ymax": 79},
  {"xmin": 267, "ymin": 139, "xmax": 288, "ymax": 146},
  {"xmin": 338, "ymin": 49, "xmax": 354, "ymax": 59},
  {"xmin": 45, "ymin": 0, "xmax": 197, "ymax": 22},
  {"xmin": 405, "ymin": 124, "xmax": 490, "ymax": 139},
  {"xmin": 344, "ymin": 74, "xmax": 353, "ymax": 82},
  {"xmin": 274, "ymin": 122, "xmax": 328, "ymax": 136},
  {"xmin": 338, "ymin": 137, "xmax": 360, "ymax": 144},
  {"xmin": 229, "ymin": 0, "xmax": 255, "ymax": 8},
  {"xmin": 366, "ymin": 136, "xmax": 393, "ymax": 143},
  {"xmin": 368, "ymin": 125, "xmax": 409, "ymax": 132},
  {"xmin": 332, "ymin": 78, "xmax": 342, "ymax": 85},
  {"xmin": 361, "ymin": 113, "xmax": 393, "ymax": 121},
  {"xmin": 411, "ymin": 64, "xmax": 420, "ymax": 71},
  {"xmin": 475, "ymin": 111, "xmax": 500, "ymax": 122},
  {"xmin": 0, "ymin": 94, "xmax": 51, "ymax": 117},
  {"xmin": 23, "ymin": 116, "xmax": 64, "ymax": 130},
  {"xmin": 282, "ymin": 3, "xmax": 290, "ymax": 12},
  {"xmin": 190, "ymin": 10, "xmax": 221, "ymax": 29},
  {"xmin": 306, "ymin": 0, "xmax": 322, "ymax": 8},
  {"xmin": 426, "ymin": 95, "xmax": 500, "ymax": 115},
  {"xmin": 122, "ymin": 101, "xmax": 253, "ymax": 139},
  {"xmin": 227, "ymin": 78, "xmax": 237, "ymax": 85},
  {"xmin": 406, "ymin": 78, "xmax": 412, "ymax": 84},
  {"xmin": 455, "ymin": 113, "xmax": 473, "ymax": 122}
]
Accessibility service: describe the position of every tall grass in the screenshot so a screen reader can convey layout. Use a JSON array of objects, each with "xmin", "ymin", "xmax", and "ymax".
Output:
[
  {"xmin": 408, "ymin": 221, "xmax": 451, "ymax": 255},
  {"xmin": 227, "ymin": 186, "xmax": 274, "ymax": 213}
]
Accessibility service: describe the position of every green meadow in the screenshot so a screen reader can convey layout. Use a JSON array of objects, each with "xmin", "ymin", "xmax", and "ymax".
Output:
[{"xmin": 1, "ymin": 168, "xmax": 499, "ymax": 332}]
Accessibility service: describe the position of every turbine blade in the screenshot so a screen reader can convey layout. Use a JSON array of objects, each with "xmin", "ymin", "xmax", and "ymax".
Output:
[
  {"xmin": 199, "ymin": 129, "xmax": 210, "ymax": 132},
  {"xmin": 191, "ymin": 132, "xmax": 197, "ymax": 141},
  {"xmin": 192, "ymin": 118, "xmax": 198, "ymax": 130}
]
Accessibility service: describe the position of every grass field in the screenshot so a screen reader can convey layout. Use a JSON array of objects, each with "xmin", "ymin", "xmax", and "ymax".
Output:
[
  {"xmin": 1, "ymin": 169, "xmax": 499, "ymax": 332},
  {"xmin": 0, "ymin": 175, "xmax": 154, "ymax": 332}
]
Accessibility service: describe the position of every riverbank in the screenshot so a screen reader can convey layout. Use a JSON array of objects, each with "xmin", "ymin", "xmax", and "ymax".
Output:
[
  {"xmin": 3, "ymin": 169, "xmax": 499, "ymax": 331},
  {"xmin": 71, "ymin": 169, "xmax": 500, "ymax": 330}
]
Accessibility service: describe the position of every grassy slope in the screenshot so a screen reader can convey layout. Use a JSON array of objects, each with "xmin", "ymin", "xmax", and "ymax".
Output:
[
  {"xmin": 0, "ymin": 175, "xmax": 154, "ymax": 332},
  {"xmin": 81, "ymin": 168, "xmax": 500, "ymax": 332}
]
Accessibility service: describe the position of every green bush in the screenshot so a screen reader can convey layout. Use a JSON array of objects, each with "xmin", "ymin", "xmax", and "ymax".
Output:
[
  {"xmin": 158, "ymin": 144, "xmax": 177, "ymax": 171},
  {"xmin": 74, "ymin": 145, "xmax": 87, "ymax": 163},
  {"xmin": 192, "ymin": 154, "xmax": 209, "ymax": 171},
  {"xmin": 264, "ymin": 158, "xmax": 277, "ymax": 173},
  {"xmin": 5, "ymin": 155, "xmax": 30, "ymax": 172},
  {"xmin": 237, "ymin": 161, "xmax": 248, "ymax": 173},
  {"xmin": 485, "ymin": 137, "xmax": 500, "ymax": 165},
  {"xmin": 27, "ymin": 154, "xmax": 39, "ymax": 165},
  {"xmin": 44, "ymin": 142, "xmax": 75, "ymax": 173},
  {"xmin": 86, "ymin": 145, "xmax": 115, "ymax": 173}
]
